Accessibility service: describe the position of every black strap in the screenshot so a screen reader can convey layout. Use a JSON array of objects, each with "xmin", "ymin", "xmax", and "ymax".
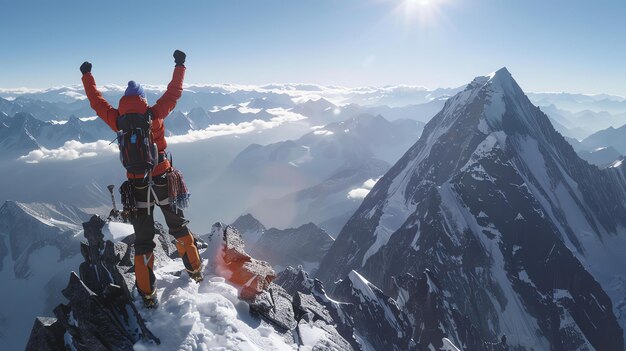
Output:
[{"xmin": 158, "ymin": 152, "xmax": 167, "ymax": 163}]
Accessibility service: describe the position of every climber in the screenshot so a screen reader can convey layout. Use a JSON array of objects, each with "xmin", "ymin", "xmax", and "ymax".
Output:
[{"xmin": 80, "ymin": 50, "xmax": 203, "ymax": 308}]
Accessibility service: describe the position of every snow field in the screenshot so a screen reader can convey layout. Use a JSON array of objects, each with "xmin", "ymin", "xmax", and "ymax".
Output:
[{"xmin": 133, "ymin": 260, "xmax": 297, "ymax": 351}]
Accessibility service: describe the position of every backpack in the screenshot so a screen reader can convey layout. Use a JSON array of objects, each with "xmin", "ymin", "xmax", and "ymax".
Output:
[{"xmin": 116, "ymin": 109, "xmax": 158, "ymax": 176}]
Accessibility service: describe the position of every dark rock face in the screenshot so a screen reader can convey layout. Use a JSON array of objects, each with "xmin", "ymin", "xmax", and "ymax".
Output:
[
  {"xmin": 52, "ymin": 273, "xmax": 152, "ymax": 351},
  {"xmin": 24, "ymin": 317, "xmax": 65, "ymax": 351},
  {"xmin": 274, "ymin": 265, "xmax": 315, "ymax": 295},
  {"xmin": 275, "ymin": 266, "xmax": 419, "ymax": 351},
  {"xmin": 317, "ymin": 68, "xmax": 626, "ymax": 350},
  {"xmin": 26, "ymin": 215, "xmax": 163, "ymax": 350},
  {"xmin": 392, "ymin": 271, "xmax": 509, "ymax": 350},
  {"xmin": 278, "ymin": 271, "xmax": 356, "ymax": 350},
  {"xmin": 293, "ymin": 292, "xmax": 334, "ymax": 325},
  {"xmin": 249, "ymin": 284, "xmax": 298, "ymax": 331},
  {"xmin": 333, "ymin": 270, "xmax": 416, "ymax": 351}
]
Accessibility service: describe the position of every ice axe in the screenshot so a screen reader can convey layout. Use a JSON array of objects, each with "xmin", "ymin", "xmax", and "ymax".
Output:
[
  {"xmin": 107, "ymin": 184, "xmax": 121, "ymax": 220},
  {"xmin": 107, "ymin": 185, "xmax": 117, "ymax": 212}
]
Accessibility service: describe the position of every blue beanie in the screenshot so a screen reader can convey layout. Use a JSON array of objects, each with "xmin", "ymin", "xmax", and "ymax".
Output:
[{"xmin": 124, "ymin": 81, "xmax": 145, "ymax": 99}]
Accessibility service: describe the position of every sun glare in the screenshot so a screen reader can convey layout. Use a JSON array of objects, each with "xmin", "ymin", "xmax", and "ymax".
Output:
[{"xmin": 397, "ymin": 0, "xmax": 448, "ymax": 27}]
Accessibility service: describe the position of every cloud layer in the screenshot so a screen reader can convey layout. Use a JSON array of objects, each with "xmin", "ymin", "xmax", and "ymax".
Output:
[
  {"xmin": 18, "ymin": 108, "xmax": 307, "ymax": 162},
  {"xmin": 19, "ymin": 140, "xmax": 118, "ymax": 163},
  {"xmin": 347, "ymin": 177, "xmax": 380, "ymax": 200},
  {"xmin": 167, "ymin": 108, "xmax": 306, "ymax": 144}
]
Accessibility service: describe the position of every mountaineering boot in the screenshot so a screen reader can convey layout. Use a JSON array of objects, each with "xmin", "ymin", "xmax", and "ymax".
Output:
[
  {"xmin": 141, "ymin": 290, "xmax": 159, "ymax": 309},
  {"xmin": 175, "ymin": 232, "xmax": 203, "ymax": 282},
  {"xmin": 135, "ymin": 252, "xmax": 157, "ymax": 307},
  {"xmin": 188, "ymin": 267, "xmax": 204, "ymax": 283}
]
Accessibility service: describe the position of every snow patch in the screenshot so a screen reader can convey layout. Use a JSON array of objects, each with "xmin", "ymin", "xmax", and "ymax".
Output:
[
  {"xmin": 313, "ymin": 130, "xmax": 334, "ymax": 136},
  {"xmin": 297, "ymin": 323, "xmax": 327, "ymax": 347},
  {"xmin": 441, "ymin": 338, "xmax": 461, "ymax": 351},
  {"xmin": 102, "ymin": 222, "xmax": 134, "ymax": 242},
  {"xmin": 237, "ymin": 106, "xmax": 262, "ymax": 114}
]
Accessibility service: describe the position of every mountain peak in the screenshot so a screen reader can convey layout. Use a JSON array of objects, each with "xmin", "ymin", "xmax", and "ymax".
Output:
[
  {"xmin": 318, "ymin": 68, "xmax": 626, "ymax": 349},
  {"xmin": 232, "ymin": 213, "xmax": 266, "ymax": 232},
  {"xmin": 447, "ymin": 67, "xmax": 545, "ymax": 138},
  {"xmin": 0, "ymin": 199, "xmax": 21, "ymax": 213},
  {"xmin": 467, "ymin": 67, "xmax": 515, "ymax": 92},
  {"xmin": 493, "ymin": 66, "xmax": 511, "ymax": 77},
  {"xmin": 304, "ymin": 97, "xmax": 336, "ymax": 110}
]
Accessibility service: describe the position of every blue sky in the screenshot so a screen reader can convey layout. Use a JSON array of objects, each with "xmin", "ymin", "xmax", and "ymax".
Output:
[{"xmin": 2, "ymin": 0, "xmax": 625, "ymax": 95}]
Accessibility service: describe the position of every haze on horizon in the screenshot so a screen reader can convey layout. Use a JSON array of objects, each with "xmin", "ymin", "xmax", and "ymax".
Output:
[{"xmin": 2, "ymin": 0, "xmax": 625, "ymax": 97}]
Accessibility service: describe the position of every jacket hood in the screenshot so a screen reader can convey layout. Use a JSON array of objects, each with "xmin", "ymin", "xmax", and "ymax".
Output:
[{"xmin": 118, "ymin": 95, "xmax": 149, "ymax": 116}]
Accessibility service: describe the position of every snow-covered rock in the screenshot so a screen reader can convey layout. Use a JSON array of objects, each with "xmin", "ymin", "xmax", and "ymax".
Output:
[
  {"xmin": 26, "ymin": 216, "xmax": 356, "ymax": 350},
  {"xmin": 333, "ymin": 270, "xmax": 416, "ymax": 351},
  {"xmin": 275, "ymin": 266, "xmax": 418, "ymax": 350}
]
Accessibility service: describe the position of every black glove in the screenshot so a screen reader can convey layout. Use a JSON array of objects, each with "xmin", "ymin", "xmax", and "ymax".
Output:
[
  {"xmin": 174, "ymin": 50, "xmax": 186, "ymax": 67},
  {"xmin": 80, "ymin": 61, "xmax": 92, "ymax": 75}
]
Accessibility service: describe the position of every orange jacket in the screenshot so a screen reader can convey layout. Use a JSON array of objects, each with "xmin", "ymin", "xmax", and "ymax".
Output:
[{"xmin": 81, "ymin": 66, "xmax": 186, "ymax": 178}]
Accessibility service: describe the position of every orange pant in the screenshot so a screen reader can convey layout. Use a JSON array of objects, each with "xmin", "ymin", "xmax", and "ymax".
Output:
[
  {"xmin": 135, "ymin": 232, "xmax": 201, "ymax": 296},
  {"xmin": 134, "ymin": 252, "xmax": 155, "ymax": 297}
]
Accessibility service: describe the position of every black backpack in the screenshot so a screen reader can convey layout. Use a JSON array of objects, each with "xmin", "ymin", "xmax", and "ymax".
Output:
[{"xmin": 116, "ymin": 109, "xmax": 158, "ymax": 176}]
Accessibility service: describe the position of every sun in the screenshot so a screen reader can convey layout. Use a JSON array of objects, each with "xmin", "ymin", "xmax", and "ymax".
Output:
[
  {"xmin": 398, "ymin": 0, "xmax": 446, "ymax": 27},
  {"xmin": 406, "ymin": 0, "xmax": 434, "ymax": 7}
]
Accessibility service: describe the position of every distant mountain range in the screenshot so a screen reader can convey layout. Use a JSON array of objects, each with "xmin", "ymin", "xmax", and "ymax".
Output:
[
  {"xmin": 538, "ymin": 103, "xmax": 626, "ymax": 139},
  {"xmin": 578, "ymin": 124, "xmax": 626, "ymax": 154},
  {"xmin": 231, "ymin": 214, "xmax": 334, "ymax": 275},
  {"xmin": 214, "ymin": 113, "xmax": 424, "ymax": 231},
  {"xmin": 528, "ymin": 91, "xmax": 626, "ymax": 114}
]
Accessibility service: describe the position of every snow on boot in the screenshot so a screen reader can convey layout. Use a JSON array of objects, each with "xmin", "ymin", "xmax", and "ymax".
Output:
[
  {"xmin": 141, "ymin": 290, "xmax": 159, "ymax": 309},
  {"xmin": 189, "ymin": 268, "xmax": 204, "ymax": 283}
]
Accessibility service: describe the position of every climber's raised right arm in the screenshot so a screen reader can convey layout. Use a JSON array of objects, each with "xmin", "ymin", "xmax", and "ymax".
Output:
[{"xmin": 80, "ymin": 61, "xmax": 119, "ymax": 132}]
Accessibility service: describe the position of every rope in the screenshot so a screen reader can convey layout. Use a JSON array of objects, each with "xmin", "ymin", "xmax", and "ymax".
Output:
[{"xmin": 167, "ymin": 168, "xmax": 191, "ymax": 211}]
